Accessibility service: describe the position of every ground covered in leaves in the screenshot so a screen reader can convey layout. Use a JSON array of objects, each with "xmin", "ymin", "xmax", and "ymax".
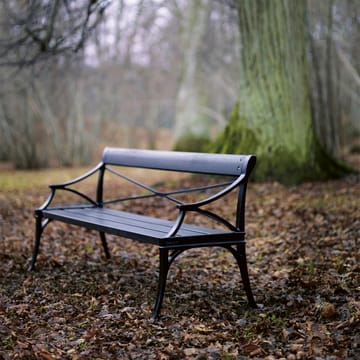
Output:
[{"xmin": 0, "ymin": 167, "xmax": 359, "ymax": 359}]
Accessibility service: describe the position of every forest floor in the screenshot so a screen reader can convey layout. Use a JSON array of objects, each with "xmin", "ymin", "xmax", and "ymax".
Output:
[{"xmin": 0, "ymin": 161, "xmax": 359, "ymax": 359}]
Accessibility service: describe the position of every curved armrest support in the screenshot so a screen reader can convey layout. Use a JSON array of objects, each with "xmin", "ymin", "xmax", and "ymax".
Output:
[
  {"xmin": 36, "ymin": 163, "xmax": 103, "ymax": 213},
  {"xmin": 193, "ymin": 208, "xmax": 238, "ymax": 231},
  {"xmin": 49, "ymin": 162, "xmax": 103, "ymax": 189},
  {"xmin": 178, "ymin": 174, "xmax": 246, "ymax": 211},
  {"xmin": 36, "ymin": 188, "xmax": 56, "ymax": 213},
  {"xmin": 166, "ymin": 210, "xmax": 186, "ymax": 237}
]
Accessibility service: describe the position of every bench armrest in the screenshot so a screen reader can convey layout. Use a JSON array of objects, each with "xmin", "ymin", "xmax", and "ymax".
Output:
[
  {"xmin": 177, "ymin": 173, "xmax": 246, "ymax": 211},
  {"xmin": 169, "ymin": 175, "xmax": 247, "ymax": 236},
  {"xmin": 36, "ymin": 163, "xmax": 103, "ymax": 212},
  {"xmin": 49, "ymin": 162, "xmax": 103, "ymax": 189}
]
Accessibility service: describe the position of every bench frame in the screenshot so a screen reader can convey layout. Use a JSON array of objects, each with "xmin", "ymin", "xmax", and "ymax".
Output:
[{"xmin": 30, "ymin": 148, "xmax": 257, "ymax": 318}]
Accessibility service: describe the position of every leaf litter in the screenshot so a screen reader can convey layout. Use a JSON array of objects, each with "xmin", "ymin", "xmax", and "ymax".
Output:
[{"xmin": 0, "ymin": 170, "xmax": 359, "ymax": 359}]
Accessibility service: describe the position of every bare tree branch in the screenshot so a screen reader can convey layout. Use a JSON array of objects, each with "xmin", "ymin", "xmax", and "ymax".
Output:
[{"xmin": 0, "ymin": 0, "xmax": 111, "ymax": 67}]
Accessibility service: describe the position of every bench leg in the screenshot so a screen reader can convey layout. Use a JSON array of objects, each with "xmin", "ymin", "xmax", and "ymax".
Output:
[
  {"xmin": 99, "ymin": 232, "xmax": 111, "ymax": 259},
  {"xmin": 29, "ymin": 214, "xmax": 45, "ymax": 271},
  {"xmin": 152, "ymin": 248, "xmax": 170, "ymax": 319},
  {"xmin": 152, "ymin": 248, "xmax": 187, "ymax": 319},
  {"xmin": 227, "ymin": 243, "xmax": 257, "ymax": 308}
]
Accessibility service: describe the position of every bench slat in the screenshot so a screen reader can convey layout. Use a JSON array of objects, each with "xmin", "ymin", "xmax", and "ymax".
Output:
[{"xmin": 89, "ymin": 208, "xmax": 219, "ymax": 236}]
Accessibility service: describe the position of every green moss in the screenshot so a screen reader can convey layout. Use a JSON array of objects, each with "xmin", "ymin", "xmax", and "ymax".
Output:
[
  {"xmin": 210, "ymin": 104, "xmax": 356, "ymax": 185},
  {"xmin": 251, "ymin": 142, "xmax": 354, "ymax": 186},
  {"xmin": 254, "ymin": 146, "xmax": 305, "ymax": 185},
  {"xmin": 173, "ymin": 133, "xmax": 211, "ymax": 153},
  {"xmin": 312, "ymin": 137, "xmax": 356, "ymax": 180},
  {"xmin": 211, "ymin": 103, "xmax": 259, "ymax": 155}
]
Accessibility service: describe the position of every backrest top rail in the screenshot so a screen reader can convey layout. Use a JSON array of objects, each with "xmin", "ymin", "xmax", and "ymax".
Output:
[{"xmin": 102, "ymin": 147, "xmax": 256, "ymax": 176}]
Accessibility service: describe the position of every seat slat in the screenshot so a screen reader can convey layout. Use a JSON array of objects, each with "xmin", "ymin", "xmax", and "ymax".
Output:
[{"xmin": 89, "ymin": 208, "xmax": 221, "ymax": 236}]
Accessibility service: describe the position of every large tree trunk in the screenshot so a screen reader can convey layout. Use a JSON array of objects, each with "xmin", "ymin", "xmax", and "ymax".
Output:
[{"xmin": 213, "ymin": 0, "xmax": 351, "ymax": 185}]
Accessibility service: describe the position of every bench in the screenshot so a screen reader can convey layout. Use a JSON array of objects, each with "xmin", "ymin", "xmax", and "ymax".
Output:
[{"xmin": 29, "ymin": 147, "xmax": 258, "ymax": 318}]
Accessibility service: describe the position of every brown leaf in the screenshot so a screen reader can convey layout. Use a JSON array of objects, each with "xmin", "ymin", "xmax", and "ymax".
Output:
[{"xmin": 320, "ymin": 303, "xmax": 337, "ymax": 319}]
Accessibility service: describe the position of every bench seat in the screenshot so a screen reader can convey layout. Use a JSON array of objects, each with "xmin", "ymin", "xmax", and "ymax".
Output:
[{"xmin": 43, "ymin": 207, "xmax": 238, "ymax": 247}]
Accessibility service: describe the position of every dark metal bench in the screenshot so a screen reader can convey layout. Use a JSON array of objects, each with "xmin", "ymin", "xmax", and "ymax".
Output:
[{"xmin": 29, "ymin": 147, "xmax": 258, "ymax": 318}]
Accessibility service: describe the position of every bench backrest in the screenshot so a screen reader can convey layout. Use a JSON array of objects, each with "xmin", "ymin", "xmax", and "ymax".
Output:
[{"xmin": 102, "ymin": 147, "xmax": 256, "ymax": 177}]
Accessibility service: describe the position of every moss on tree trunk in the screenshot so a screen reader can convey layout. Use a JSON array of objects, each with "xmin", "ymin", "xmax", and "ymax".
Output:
[
  {"xmin": 212, "ymin": 104, "xmax": 353, "ymax": 185},
  {"xmin": 211, "ymin": 0, "xmax": 353, "ymax": 185}
]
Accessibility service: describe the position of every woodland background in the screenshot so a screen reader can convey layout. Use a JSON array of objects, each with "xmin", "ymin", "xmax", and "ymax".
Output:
[
  {"xmin": 0, "ymin": 1, "xmax": 359, "ymax": 359},
  {"xmin": 0, "ymin": 0, "xmax": 359, "ymax": 171}
]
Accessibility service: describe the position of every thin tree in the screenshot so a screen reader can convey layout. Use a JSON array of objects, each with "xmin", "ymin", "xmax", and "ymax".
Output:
[{"xmin": 174, "ymin": 0, "xmax": 211, "ymax": 147}]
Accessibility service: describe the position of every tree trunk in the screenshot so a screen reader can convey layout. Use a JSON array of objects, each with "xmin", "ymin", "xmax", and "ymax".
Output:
[
  {"xmin": 174, "ymin": 0, "xmax": 211, "ymax": 144},
  {"xmin": 213, "ymin": 0, "xmax": 351, "ymax": 185}
]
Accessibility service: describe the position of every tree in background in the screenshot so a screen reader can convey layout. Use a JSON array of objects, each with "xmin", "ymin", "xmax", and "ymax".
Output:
[
  {"xmin": 213, "ymin": 0, "xmax": 354, "ymax": 185},
  {"xmin": 174, "ymin": 0, "xmax": 240, "ymax": 151},
  {"xmin": 0, "ymin": 0, "xmax": 110, "ymax": 167},
  {"xmin": 0, "ymin": 0, "xmax": 358, "ymax": 177},
  {"xmin": 0, "ymin": 0, "xmax": 241, "ymax": 167},
  {"xmin": 173, "ymin": 0, "xmax": 211, "ymax": 150},
  {"xmin": 0, "ymin": 0, "xmax": 109, "ymax": 66},
  {"xmin": 308, "ymin": 0, "xmax": 360, "ymax": 157}
]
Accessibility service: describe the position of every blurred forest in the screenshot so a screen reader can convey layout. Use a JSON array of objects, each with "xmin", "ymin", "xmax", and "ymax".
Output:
[{"xmin": 0, "ymin": 0, "xmax": 359, "ymax": 174}]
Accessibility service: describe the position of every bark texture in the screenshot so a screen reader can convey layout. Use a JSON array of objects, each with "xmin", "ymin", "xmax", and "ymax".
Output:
[{"xmin": 213, "ymin": 0, "xmax": 351, "ymax": 185}]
